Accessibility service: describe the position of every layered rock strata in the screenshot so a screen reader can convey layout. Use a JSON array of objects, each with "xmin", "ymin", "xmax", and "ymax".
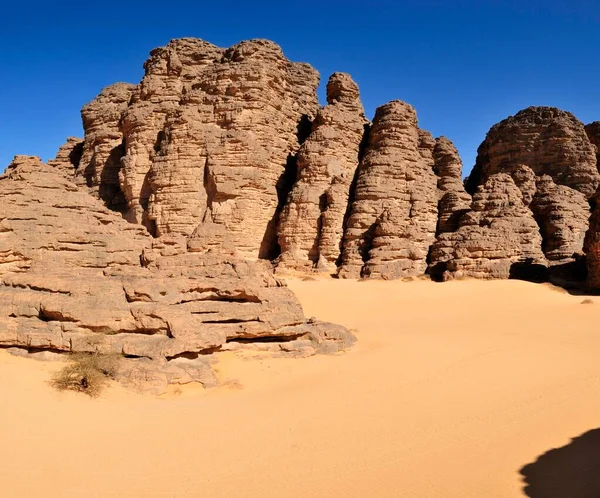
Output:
[
  {"xmin": 460, "ymin": 107, "xmax": 597, "ymax": 280},
  {"xmin": 276, "ymin": 73, "xmax": 368, "ymax": 272},
  {"xmin": 430, "ymin": 173, "xmax": 545, "ymax": 280},
  {"xmin": 432, "ymin": 137, "xmax": 472, "ymax": 234},
  {"xmin": 116, "ymin": 38, "xmax": 321, "ymax": 260},
  {"xmin": 337, "ymin": 101, "xmax": 440, "ymax": 279},
  {"xmin": 45, "ymin": 39, "xmax": 600, "ymax": 287},
  {"xmin": 466, "ymin": 107, "xmax": 599, "ymax": 198},
  {"xmin": 0, "ymin": 156, "xmax": 355, "ymax": 393},
  {"xmin": 78, "ymin": 82, "xmax": 136, "ymax": 210},
  {"xmin": 48, "ymin": 137, "xmax": 83, "ymax": 174}
]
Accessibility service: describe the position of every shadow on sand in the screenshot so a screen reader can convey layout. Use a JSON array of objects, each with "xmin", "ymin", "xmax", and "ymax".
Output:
[{"xmin": 520, "ymin": 428, "xmax": 600, "ymax": 497}]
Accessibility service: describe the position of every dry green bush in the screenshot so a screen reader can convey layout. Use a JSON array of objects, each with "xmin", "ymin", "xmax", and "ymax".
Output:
[{"xmin": 51, "ymin": 353, "xmax": 121, "ymax": 397}]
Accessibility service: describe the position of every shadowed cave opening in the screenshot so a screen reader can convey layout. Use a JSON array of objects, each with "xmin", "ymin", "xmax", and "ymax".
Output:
[{"xmin": 509, "ymin": 260, "xmax": 549, "ymax": 283}]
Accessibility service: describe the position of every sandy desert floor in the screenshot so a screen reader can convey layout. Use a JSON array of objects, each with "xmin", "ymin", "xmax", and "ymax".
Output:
[{"xmin": 1, "ymin": 278, "xmax": 600, "ymax": 497}]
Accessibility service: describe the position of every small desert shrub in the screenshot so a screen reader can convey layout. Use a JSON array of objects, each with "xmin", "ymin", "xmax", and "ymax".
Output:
[
  {"xmin": 51, "ymin": 352, "xmax": 121, "ymax": 397},
  {"xmin": 581, "ymin": 298, "xmax": 594, "ymax": 305}
]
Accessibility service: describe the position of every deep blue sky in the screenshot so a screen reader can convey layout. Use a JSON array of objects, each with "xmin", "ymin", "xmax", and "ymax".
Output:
[{"xmin": 1, "ymin": 0, "xmax": 599, "ymax": 175}]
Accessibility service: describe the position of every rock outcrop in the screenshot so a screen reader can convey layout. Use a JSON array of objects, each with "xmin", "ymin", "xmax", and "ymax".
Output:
[
  {"xmin": 48, "ymin": 137, "xmax": 83, "ymax": 174},
  {"xmin": 433, "ymin": 137, "xmax": 471, "ymax": 234},
  {"xmin": 466, "ymin": 107, "xmax": 600, "ymax": 198},
  {"xmin": 530, "ymin": 176, "xmax": 590, "ymax": 263},
  {"xmin": 430, "ymin": 173, "xmax": 545, "ymax": 280},
  {"xmin": 276, "ymin": 73, "xmax": 368, "ymax": 272},
  {"xmin": 119, "ymin": 39, "xmax": 224, "ymax": 226},
  {"xmin": 585, "ymin": 122, "xmax": 600, "ymax": 161},
  {"xmin": 115, "ymin": 38, "xmax": 322, "ymax": 261},
  {"xmin": 78, "ymin": 82, "xmax": 136, "ymax": 211},
  {"xmin": 337, "ymin": 101, "xmax": 440, "ymax": 279},
  {"xmin": 40, "ymin": 40, "xmax": 600, "ymax": 290},
  {"xmin": 458, "ymin": 107, "xmax": 597, "ymax": 282},
  {"xmin": 0, "ymin": 156, "xmax": 355, "ymax": 393}
]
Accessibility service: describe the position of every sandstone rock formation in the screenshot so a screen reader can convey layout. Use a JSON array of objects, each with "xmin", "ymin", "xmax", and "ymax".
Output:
[
  {"xmin": 70, "ymin": 38, "xmax": 476, "ymax": 282},
  {"xmin": 48, "ymin": 136, "xmax": 83, "ymax": 174},
  {"xmin": 530, "ymin": 176, "xmax": 590, "ymax": 263},
  {"xmin": 0, "ymin": 156, "xmax": 355, "ymax": 393},
  {"xmin": 466, "ymin": 107, "xmax": 599, "ymax": 198},
  {"xmin": 114, "ymin": 38, "xmax": 321, "ymax": 261},
  {"xmin": 584, "ymin": 122, "xmax": 600, "ymax": 290},
  {"xmin": 337, "ymin": 101, "xmax": 440, "ymax": 279},
  {"xmin": 36, "ymin": 40, "xmax": 600, "ymax": 292},
  {"xmin": 276, "ymin": 73, "xmax": 368, "ymax": 272},
  {"xmin": 430, "ymin": 173, "xmax": 545, "ymax": 280},
  {"xmin": 585, "ymin": 121, "xmax": 600, "ymax": 161},
  {"xmin": 432, "ymin": 137, "xmax": 472, "ymax": 234},
  {"xmin": 78, "ymin": 82, "xmax": 136, "ymax": 211},
  {"xmin": 457, "ymin": 107, "xmax": 597, "ymax": 282}
]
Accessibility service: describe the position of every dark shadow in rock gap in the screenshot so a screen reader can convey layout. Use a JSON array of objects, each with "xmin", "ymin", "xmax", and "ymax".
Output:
[
  {"xmin": 308, "ymin": 192, "xmax": 329, "ymax": 264},
  {"xmin": 99, "ymin": 142, "xmax": 127, "ymax": 212},
  {"xmin": 336, "ymin": 123, "xmax": 371, "ymax": 268},
  {"xmin": 426, "ymin": 258, "xmax": 446, "ymax": 282},
  {"xmin": 509, "ymin": 260, "xmax": 549, "ymax": 283},
  {"xmin": 138, "ymin": 169, "xmax": 156, "ymax": 237},
  {"xmin": 520, "ymin": 428, "xmax": 600, "ymax": 498},
  {"xmin": 547, "ymin": 256, "xmax": 588, "ymax": 294},
  {"xmin": 69, "ymin": 141, "xmax": 84, "ymax": 170},
  {"xmin": 259, "ymin": 153, "xmax": 298, "ymax": 260},
  {"xmin": 296, "ymin": 114, "xmax": 313, "ymax": 146}
]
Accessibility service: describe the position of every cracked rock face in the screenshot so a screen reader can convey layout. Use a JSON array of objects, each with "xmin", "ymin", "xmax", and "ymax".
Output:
[
  {"xmin": 48, "ymin": 137, "xmax": 83, "ymax": 175},
  {"xmin": 337, "ymin": 101, "xmax": 440, "ymax": 279},
  {"xmin": 47, "ymin": 39, "xmax": 600, "ymax": 287},
  {"xmin": 466, "ymin": 107, "xmax": 599, "ymax": 198},
  {"xmin": 276, "ymin": 72, "xmax": 368, "ymax": 272},
  {"xmin": 530, "ymin": 175, "xmax": 590, "ymax": 263},
  {"xmin": 78, "ymin": 82, "xmax": 136, "ymax": 211},
  {"xmin": 584, "ymin": 122, "xmax": 600, "ymax": 291},
  {"xmin": 0, "ymin": 156, "xmax": 355, "ymax": 393},
  {"xmin": 113, "ymin": 38, "xmax": 321, "ymax": 260},
  {"xmin": 433, "ymin": 136, "xmax": 472, "ymax": 235},
  {"xmin": 456, "ymin": 107, "xmax": 597, "ymax": 282},
  {"xmin": 585, "ymin": 121, "xmax": 600, "ymax": 162},
  {"xmin": 430, "ymin": 173, "xmax": 545, "ymax": 281}
]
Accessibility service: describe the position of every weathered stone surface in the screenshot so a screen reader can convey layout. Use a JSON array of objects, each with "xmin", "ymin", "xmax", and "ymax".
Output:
[
  {"xmin": 79, "ymin": 82, "xmax": 136, "ymax": 210},
  {"xmin": 337, "ymin": 101, "xmax": 439, "ymax": 279},
  {"xmin": 48, "ymin": 137, "xmax": 83, "ymax": 175},
  {"xmin": 120, "ymin": 39, "xmax": 224, "ymax": 226},
  {"xmin": 531, "ymin": 175, "xmax": 590, "ymax": 263},
  {"xmin": 111, "ymin": 38, "xmax": 320, "ymax": 261},
  {"xmin": 433, "ymin": 137, "xmax": 471, "ymax": 234},
  {"xmin": 585, "ymin": 121, "xmax": 600, "ymax": 158},
  {"xmin": 277, "ymin": 73, "xmax": 368, "ymax": 272},
  {"xmin": 466, "ymin": 107, "xmax": 599, "ymax": 198},
  {"xmin": 430, "ymin": 173, "xmax": 545, "ymax": 280},
  {"xmin": 46, "ymin": 41, "xmax": 600, "ymax": 287},
  {"xmin": 584, "ymin": 122, "xmax": 600, "ymax": 290},
  {"xmin": 0, "ymin": 156, "xmax": 355, "ymax": 393},
  {"xmin": 585, "ymin": 209, "xmax": 600, "ymax": 291}
]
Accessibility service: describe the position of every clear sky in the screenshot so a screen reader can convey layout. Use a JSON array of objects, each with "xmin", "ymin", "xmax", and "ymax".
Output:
[{"xmin": 1, "ymin": 0, "xmax": 599, "ymax": 175}]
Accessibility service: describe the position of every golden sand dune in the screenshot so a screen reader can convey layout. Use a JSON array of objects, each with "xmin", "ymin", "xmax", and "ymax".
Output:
[{"xmin": 2, "ymin": 278, "xmax": 600, "ymax": 497}]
